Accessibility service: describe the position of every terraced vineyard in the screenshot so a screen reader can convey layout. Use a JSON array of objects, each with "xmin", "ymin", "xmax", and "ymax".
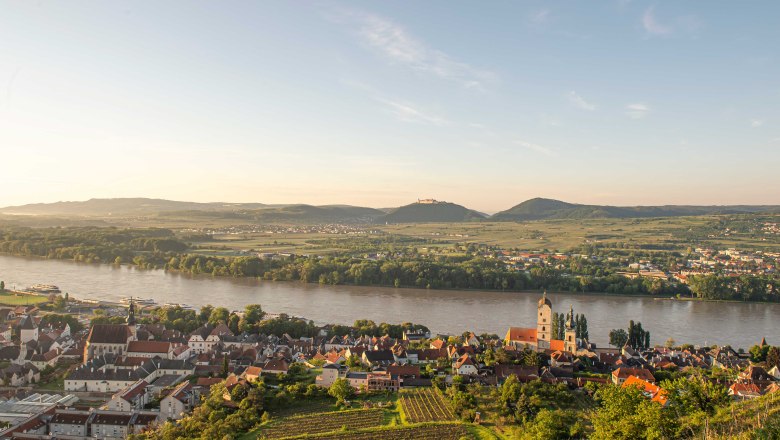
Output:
[
  {"xmin": 301, "ymin": 423, "xmax": 471, "ymax": 440},
  {"xmin": 255, "ymin": 408, "xmax": 384, "ymax": 439},
  {"xmin": 399, "ymin": 388, "xmax": 455, "ymax": 423}
]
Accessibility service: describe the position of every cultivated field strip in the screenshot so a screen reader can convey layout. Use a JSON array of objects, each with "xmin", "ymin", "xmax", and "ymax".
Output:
[
  {"xmin": 300, "ymin": 423, "xmax": 471, "ymax": 440},
  {"xmin": 399, "ymin": 388, "xmax": 456, "ymax": 423},
  {"xmin": 256, "ymin": 408, "xmax": 384, "ymax": 439}
]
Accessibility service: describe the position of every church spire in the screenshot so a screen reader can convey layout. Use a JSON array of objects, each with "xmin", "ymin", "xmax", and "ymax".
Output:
[
  {"xmin": 126, "ymin": 298, "xmax": 136, "ymax": 326},
  {"xmin": 566, "ymin": 304, "xmax": 575, "ymax": 329}
]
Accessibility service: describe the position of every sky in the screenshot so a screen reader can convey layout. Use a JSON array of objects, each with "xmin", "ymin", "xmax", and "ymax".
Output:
[{"xmin": 1, "ymin": 1, "xmax": 779, "ymax": 213}]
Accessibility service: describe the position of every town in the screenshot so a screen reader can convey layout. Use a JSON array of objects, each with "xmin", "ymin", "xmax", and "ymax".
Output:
[{"xmin": 0, "ymin": 289, "xmax": 775, "ymax": 439}]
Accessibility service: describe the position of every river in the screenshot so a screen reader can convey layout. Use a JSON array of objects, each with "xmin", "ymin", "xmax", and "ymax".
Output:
[{"xmin": 0, "ymin": 255, "xmax": 776, "ymax": 348}]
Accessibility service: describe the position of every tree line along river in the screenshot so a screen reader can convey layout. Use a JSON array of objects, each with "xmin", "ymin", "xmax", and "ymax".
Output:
[{"xmin": 0, "ymin": 254, "xmax": 776, "ymax": 349}]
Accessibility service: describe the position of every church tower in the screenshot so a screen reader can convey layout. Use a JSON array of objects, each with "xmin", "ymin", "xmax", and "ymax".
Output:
[
  {"xmin": 537, "ymin": 292, "xmax": 552, "ymax": 349},
  {"xmin": 126, "ymin": 298, "xmax": 138, "ymax": 340},
  {"xmin": 564, "ymin": 304, "xmax": 577, "ymax": 354},
  {"xmin": 126, "ymin": 298, "xmax": 136, "ymax": 326}
]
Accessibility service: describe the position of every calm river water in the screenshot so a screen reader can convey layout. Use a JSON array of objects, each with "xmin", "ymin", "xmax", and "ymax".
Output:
[{"xmin": 0, "ymin": 255, "xmax": 776, "ymax": 348}]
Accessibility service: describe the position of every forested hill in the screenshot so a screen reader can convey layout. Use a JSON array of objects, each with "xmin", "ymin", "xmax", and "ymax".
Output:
[
  {"xmin": 0, "ymin": 198, "xmax": 269, "ymax": 216},
  {"xmin": 491, "ymin": 197, "xmax": 780, "ymax": 221},
  {"xmin": 4, "ymin": 197, "xmax": 780, "ymax": 223},
  {"xmin": 158, "ymin": 205, "xmax": 387, "ymax": 224},
  {"xmin": 380, "ymin": 202, "xmax": 486, "ymax": 223}
]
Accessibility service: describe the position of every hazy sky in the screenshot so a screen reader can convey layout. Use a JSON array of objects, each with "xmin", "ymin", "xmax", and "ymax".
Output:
[{"xmin": 2, "ymin": 1, "xmax": 779, "ymax": 212}]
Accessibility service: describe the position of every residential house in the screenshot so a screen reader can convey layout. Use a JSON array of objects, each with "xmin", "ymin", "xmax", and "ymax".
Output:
[
  {"xmin": 106, "ymin": 380, "xmax": 149, "ymax": 412},
  {"xmin": 612, "ymin": 367, "xmax": 655, "ymax": 385},
  {"xmin": 453, "ymin": 354, "xmax": 478, "ymax": 375},
  {"xmin": 729, "ymin": 383, "xmax": 762, "ymax": 400},
  {"xmin": 622, "ymin": 375, "xmax": 668, "ymax": 406},
  {"xmin": 126, "ymin": 340, "xmax": 175, "ymax": 359},
  {"xmin": 160, "ymin": 381, "xmax": 195, "ymax": 420},
  {"xmin": 18, "ymin": 316, "xmax": 38, "ymax": 344},
  {"xmin": 49, "ymin": 410, "xmax": 90, "ymax": 437}
]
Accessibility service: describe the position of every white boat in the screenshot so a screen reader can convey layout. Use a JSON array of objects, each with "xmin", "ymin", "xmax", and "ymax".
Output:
[
  {"xmin": 120, "ymin": 297, "xmax": 156, "ymax": 305},
  {"xmin": 25, "ymin": 284, "xmax": 61, "ymax": 294},
  {"xmin": 163, "ymin": 303, "xmax": 196, "ymax": 310}
]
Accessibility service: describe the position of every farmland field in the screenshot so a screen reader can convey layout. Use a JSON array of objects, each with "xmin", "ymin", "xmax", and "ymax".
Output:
[
  {"xmin": 0, "ymin": 292, "xmax": 49, "ymax": 306},
  {"xmin": 252, "ymin": 408, "xmax": 384, "ymax": 439},
  {"xmin": 399, "ymin": 388, "xmax": 456, "ymax": 423},
  {"xmin": 299, "ymin": 423, "xmax": 472, "ymax": 440},
  {"xmin": 177, "ymin": 215, "xmax": 780, "ymax": 258}
]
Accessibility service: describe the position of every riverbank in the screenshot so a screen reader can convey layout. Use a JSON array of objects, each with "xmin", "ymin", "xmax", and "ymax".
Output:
[
  {"xmin": 655, "ymin": 296, "xmax": 780, "ymax": 304},
  {"xmin": 2, "ymin": 251, "xmax": 757, "ymax": 304},
  {"xmin": 1, "ymin": 251, "xmax": 694, "ymax": 301},
  {"xmin": 1, "ymin": 253, "xmax": 777, "ymax": 347}
]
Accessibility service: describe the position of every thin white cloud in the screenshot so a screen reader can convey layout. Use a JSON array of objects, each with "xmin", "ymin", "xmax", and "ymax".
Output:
[
  {"xmin": 377, "ymin": 98, "xmax": 449, "ymax": 126},
  {"xmin": 751, "ymin": 119, "xmax": 765, "ymax": 128},
  {"xmin": 642, "ymin": 7, "xmax": 672, "ymax": 35},
  {"xmin": 347, "ymin": 11, "xmax": 496, "ymax": 89},
  {"xmin": 515, "ymin": 140, "xmax": 558, "ymax": 157},
  {"xmin": 626, "ymin": 103, "xmax": 651, "ymax": 119},
  {"xmin": 532, "ymin": 9, "xmax": 550, "ymax": 24},
  {"xmin": 567, "ymin": 91, "xmax": 596, "ymax": 111},
  {"xmin": 540, "ymin": 113, "xmax": 561, "ymax": 127}
]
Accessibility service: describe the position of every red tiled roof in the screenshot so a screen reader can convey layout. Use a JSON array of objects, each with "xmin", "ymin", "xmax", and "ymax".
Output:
[
  {"xmin": 118, "ymin": 380, "xmax": 148, "ymax": 401},
  {"xmin": 613, "ymin": 367, "xmax": 655, "ymax": 383},
  {"xmin": 505, "ymin": 327, "xmax": 537, "ymax": 344},
  {"xmin": 86, "ymin": 325, "xmax": 132, "ymax": 344},
  {"xmin": 196, "ymin": 377, "xmax": 223, "ymax": 388},
  {"xmin": 127, "ymin": 340, "xmax": 171, "ymax": 354},
  {"xmin": 730, "ymin": 383, "xmax": 762, "ymax": 396},
  {"xmin": 623, "ymin": 375, "xmax": 668, "ymax": 406}
]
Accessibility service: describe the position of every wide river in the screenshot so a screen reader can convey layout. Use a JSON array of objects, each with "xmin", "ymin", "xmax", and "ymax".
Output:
[{"xmin": 0, "ymin": 255, "xmax": 776, "ymax": 348}]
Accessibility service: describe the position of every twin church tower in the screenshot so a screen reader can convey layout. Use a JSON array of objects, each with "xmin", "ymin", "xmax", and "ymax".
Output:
[{"xmin": 506, "ymin": 291, "xmax": 577, "ymax": 354}]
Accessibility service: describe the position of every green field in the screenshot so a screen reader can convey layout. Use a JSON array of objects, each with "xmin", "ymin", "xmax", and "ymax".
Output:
[
  {"xmin": 242, "ymin": 391, "xmax": 497, "ymax": 440},
  {"xmin": 0, "ymin": 292, "xmax": 49, "ymax": 306},
  {"xmin": 181, "ymin": 215, "xmax": 780, "ymax": 257}
]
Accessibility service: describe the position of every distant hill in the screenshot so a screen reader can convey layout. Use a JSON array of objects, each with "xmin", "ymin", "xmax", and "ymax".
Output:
[
  {"xmin": 491, "ymin": 197, "xmax": 780, "ymax": 221},
  {"xmin": 380, "ymin": 201, "xmax": 486, "ymax": 223},
  {"xmin": 4, "ymin": 197, "xmax": 780, "ymax": 224},
  {"xmin": 161, "ymin": 204, "xmax": 386, "ymax": 224},
  {"xmin": 0, "ymin": 198, "xmax": 386, "ymax": 224},
  {"xmin": 0, "ymin": 198, "xmax": 269, "ymax": 217},
  {"xmin": 253, "ymin": 205, "xmax": 385, "ymax": 223}
]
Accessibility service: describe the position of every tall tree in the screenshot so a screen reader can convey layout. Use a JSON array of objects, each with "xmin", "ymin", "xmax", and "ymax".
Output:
[
  {"xmin": 766, "ymin": 346, "xmax": 780, "ymax": 369},
  {"xmin": 609, "ymin": 329, "xmax": 628, "ymax": 348},
  {"xmin": 580, "ymin": 315, "xmax": 589, "ymax": 341}
]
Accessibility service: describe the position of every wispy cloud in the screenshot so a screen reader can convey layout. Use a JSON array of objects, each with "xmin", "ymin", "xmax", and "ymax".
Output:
[
  {"xmin": 626, "ymin": 103, "xmax": 651, "ymax": 119},
  {"xmin": 567, "ymin": 91, "xmax": 596, "ymax": 111},
  {"xmin": 642, "ymin": 7, "xmax": 672, "ymax": 36},
  {"xmin": 540, "ymin": 113, "xmax": 561, "ymax": 127},
  {"xmin": 531, "ymin": 9, "xmax": 551, "ymax": 24},
  {"xmin": 515, "ymin": 140, "xmax": 558, "ymax": 157},
  {"xmin": 346, "ymin": 11, "xmax": 496, "ymax": 89},
  {"xmin": 377, "ymin": 98, "xmax": 449, "ymax": 126},
  {"xmin": 751, "ymin": 119, "xmax": 765, "ymax": 128}
]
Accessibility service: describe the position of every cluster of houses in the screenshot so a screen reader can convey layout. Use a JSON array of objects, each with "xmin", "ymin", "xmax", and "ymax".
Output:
[
  {"xmin": 309, "ymin": 294, "xmax": 780, "ymax": 409},
  {"xmin": 0, "ymin": 306, "xmax": 80, "ymax": 388},
  {"xmin": 1, "ymin": 293, "xmax": 778, "ymax": 438}
]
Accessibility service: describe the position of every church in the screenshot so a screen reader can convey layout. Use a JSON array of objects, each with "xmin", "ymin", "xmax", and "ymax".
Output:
[{"xmin": 504, "ymin": 292, "xmax": 578, "ymax": 354}]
